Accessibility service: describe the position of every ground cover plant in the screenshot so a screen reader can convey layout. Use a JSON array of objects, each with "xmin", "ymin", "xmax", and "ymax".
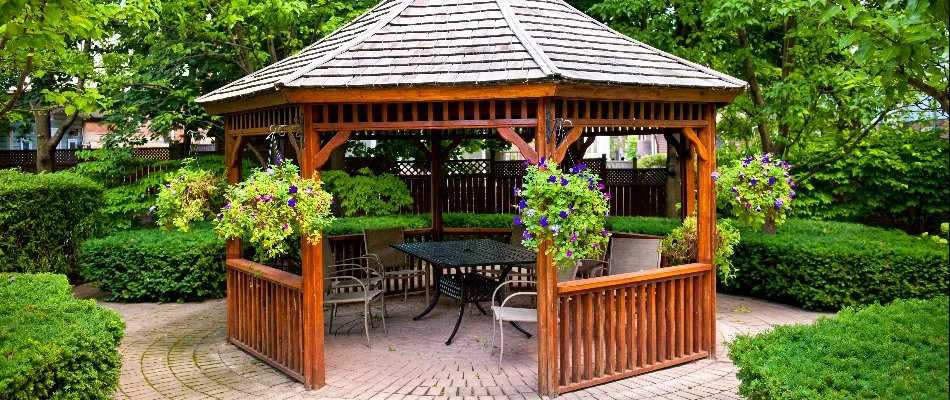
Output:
[
  {"xmin": 81, "ymin": 223, "xmax": 226, "ymax": 302},
  {"xmin": 0, "ymin": 273, "xmax": 125, "ymax": 399},
  {"xmin": 730, "ymin": 297, "xmax": 949, "ymax": 400},
  {"xmin": 0, "ymin": 170, "xmax": 105, "ymax": 276}
]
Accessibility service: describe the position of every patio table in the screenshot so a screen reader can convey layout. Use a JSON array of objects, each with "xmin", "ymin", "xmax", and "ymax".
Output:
[{"xmin": 390, "ymin": 239, "xmax": 536, "ymax": 345}]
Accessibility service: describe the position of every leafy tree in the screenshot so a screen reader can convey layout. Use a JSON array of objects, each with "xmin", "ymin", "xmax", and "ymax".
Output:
[{"xmin": 0, "ymin": 0, "xmax": 149, "ymax": 171}]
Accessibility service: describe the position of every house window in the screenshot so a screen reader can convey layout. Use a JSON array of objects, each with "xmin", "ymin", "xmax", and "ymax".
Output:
[
  {"xmin": 68, "ymin": 139, "xmax": 79, "ymax": 150},
  {"xmin": 20, "ymin": 140, "xmax": 32, "ymax": 150}
]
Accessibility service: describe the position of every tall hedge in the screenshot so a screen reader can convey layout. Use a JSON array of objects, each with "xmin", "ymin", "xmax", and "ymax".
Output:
[
  {"xmin": 0, "ymin": 273, "xmax": 125, "ymax": 399},
  {"xmin": 725, "ymin": 219, "xmax": 949, "ymax": 310},
  {"xmin": 0, "ymin": 170, "xmax": 105, "ymax": 276},
  {"xmin": 81, "ymin": 224, "xmax": 226, "ymax": 302}
]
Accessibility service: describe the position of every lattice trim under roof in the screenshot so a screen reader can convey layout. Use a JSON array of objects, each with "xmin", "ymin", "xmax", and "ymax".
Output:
[{"xmin": 197, "ymin": 0, "xmax": 745, "ymax": 105}]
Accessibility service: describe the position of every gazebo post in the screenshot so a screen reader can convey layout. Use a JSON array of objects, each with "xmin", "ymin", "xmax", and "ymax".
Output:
[
  {"xmin": 299, "ymin": 104, "xmax": 326, "ymax": 388},
  {"xmin": 695, "ymin": 104, "xmax": 718, "ymax": 359},
  {"xmin": 223, "ymin": 121, "xmax": 244, "ymax": 343},
  {"xmin": 534, "ymin": 98, "xmax": 559, "ymax": 397},
  {"xmin": 430, "ymin": 131, "xmax": 443, "ymax": 241},
  {"xmin": 683, "ymin": 145, "xmax": 696, "ymax": 218}
]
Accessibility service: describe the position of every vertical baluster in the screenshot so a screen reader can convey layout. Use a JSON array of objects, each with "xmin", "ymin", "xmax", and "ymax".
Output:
[
  {"xmin": 559, "ymin": 296, "xmax": 570, "ymax": 386},
  {"xmin": 583, "ymin": 293, "xmax": 593, "ymax": 380},
  {"xmin": 686, "ymin": 275, "xmax": 694, "ymax": 355},
  {"xmin": 677, "ymin": 278, "xmax": 685, "ymax": 358},
  {"xmin": 594, "ymin": 291, "xmax": 603, "ymax": 378},
  {"xmin": 605, "ymin": 288, "xmax": 616, "ymax": 376}
]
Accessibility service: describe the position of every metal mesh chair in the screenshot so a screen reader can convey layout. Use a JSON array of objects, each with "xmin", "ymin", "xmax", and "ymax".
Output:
[
  {"xmin": 363, "ymin": 227, "xmax": 429, "ymax": 302},
  {"xmin": 322, "ymin": 239, "xmax": 386, "ymax": 347},
  {"xmin": 599, "ymin": 237, "xmax": 662, "ymax": 275}
]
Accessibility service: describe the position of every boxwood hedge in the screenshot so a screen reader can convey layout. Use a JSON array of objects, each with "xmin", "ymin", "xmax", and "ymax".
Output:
[
  {"xmin": 0, "ymin": 273, "xmax": 125, "ymax": 399},
  {"xmin": 725, "ymin": 219, "xmax": 949, "ymax": 310},
  {"xmin": 0, "ymin": 170, "xmax": 105, "ymax": 276},
  {"xmin": 730, "ymin": 297, "xmax": 949, "ymax": 400},
  {"xmin": 81, "ymin": 223, "xmax": 226, "ymax": 302}
]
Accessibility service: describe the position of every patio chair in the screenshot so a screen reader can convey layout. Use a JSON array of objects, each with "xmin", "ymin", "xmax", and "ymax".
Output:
[
  {"xmin": 506, "ymin": 225, "xmax": 535, "ymax": 282},
  {"xmin": 323, "ymin": 239, "xmax": 387, "ymax": 347},
  {"xmin": 363, "ymin": 227, "xmax": 428, "ymax": 302},
  {"xmin": 594, "ymin": 237, "xmax": 662, "ymax": 276},
  {"xmin": 489, "ymin": 265, "xmax": 577, "ymax": 364}
]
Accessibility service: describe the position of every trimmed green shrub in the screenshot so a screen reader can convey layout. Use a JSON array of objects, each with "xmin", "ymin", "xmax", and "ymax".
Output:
[
  {"xmin": 80, "ymin": 223, "xmax": 225, "ymax": 302},
  {"xmin": 730, "ymin": 297, "xmax": 949, "ymax": 400},
  {"xmin": 637, "ymin": 153, "xmax": 666, "ymax": 168},
  {"xmin": 326, "ymin": 214, "xmax": 432, "ymax": 236},
  {"xmin": 0, "ymin": 170, "xmax": 105, "ymax": 276},
  {"xmin": 0, "ymin": 273, "xmax": 125, "ymax": 399},
  {"xmin": 321, "ymin": 168, "xmax": 413, "ymax": 216},
  {"xmin": 726, "ymin": 219, "xmax": 949, "ymax": 310},
  {"xmin": 605, "ymin": 216, "xmax": 680, "ymax": 236}
]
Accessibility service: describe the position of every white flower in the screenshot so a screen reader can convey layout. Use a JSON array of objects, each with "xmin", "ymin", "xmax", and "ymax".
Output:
[{"xmin": 525, "ymin": 209, "xmax": 536, "ymax": 217}]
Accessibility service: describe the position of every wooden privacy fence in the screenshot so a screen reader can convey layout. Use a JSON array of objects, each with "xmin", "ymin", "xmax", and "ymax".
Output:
[
  {"xmin": 345, "ymin": 157, "xmax": 668, "ymax": 217},
  {"xmin": 0, "ymin": 146, "xmax": 218, "ymax": 172},
  {"xmin": 555, "ymin": 263, "xmax": 714, "ymax": 393}
]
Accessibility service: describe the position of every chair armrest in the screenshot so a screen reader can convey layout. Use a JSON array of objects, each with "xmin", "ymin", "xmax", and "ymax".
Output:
[
  {"xmin": 500, "ymin": 291, "xmax": 538, "ymax": 308},
  {"xmin": 326, "ymin": 275, "xmax": 369, "ymax": 292},
  {"xmin": 492, "ymin": 279, "xmax": 538, "ymax": 307}
]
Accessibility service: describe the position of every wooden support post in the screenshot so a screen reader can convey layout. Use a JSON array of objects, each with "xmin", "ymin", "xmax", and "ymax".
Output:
[
  {"xmin": 683, "ymin": 145, "xmax": 696, "ymax": 218},
  {"xmin": 299, "ymin": 105, "xmax": 326, "ymax": 388},
  {"xmin": 430, "ymin": 131, "xmax": 443, "ymax": 241},
  {"xmin": 695, "ymin": 104, "xmax": 717, "ymax": 359},
  {"xmin": 224, "ymin": 118, "xmax": 244, "ymax": 344},
  {"xmin": 535, "ymin": 98, "xmax": 559, "ymax": 397}
]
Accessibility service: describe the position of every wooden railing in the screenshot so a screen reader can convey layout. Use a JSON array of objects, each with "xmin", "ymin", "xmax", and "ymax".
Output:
[
  {"xmin": 226, "ymin": 258, "xmax": 305, "ymax": 382},
  {"xmin": 556, "ymin": 263, "xmax": 713, "ymax": 393}
]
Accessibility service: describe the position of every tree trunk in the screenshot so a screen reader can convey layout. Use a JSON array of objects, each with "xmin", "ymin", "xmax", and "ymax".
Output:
[
  {"xmin": 34, "ymin": 110, "xmax": 55, "ymax": 172},
  {"xmin": 762, "ymin": 214, "xmax": 777, "ymax": 234},
  {"xmin": 665, "ymin": 140, "xmax": 682, "ymax": 218}
]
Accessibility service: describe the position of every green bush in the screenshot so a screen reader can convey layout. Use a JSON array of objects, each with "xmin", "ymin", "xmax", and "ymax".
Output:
[
  {"xmin": 726, "ymin": 219, "xmax": 949, "ymax": 310},
  {"xmin": 80, "ymin": 223, "xmax": 226, "ymax": 302},
  {"xmin": 637, "ymin": 153, "xmax": 667, "ymax": 168},
  {"xmin": 321, "ymin": 168, "xmax": 412, "ymax": 216},
  {"xmin": 0, "ymin": 170, "xmax": 105, "ymax": 276},
  {"xmin": 605, "ymin": 216, "xmax": 680, "ymax": 236},
  {"xmin": 0, "ymin": 273, "xmax": 125, "ymax": 399},
  {"xmin": 326, "ymin": 214, "xmax": 432, "ymax": 236},
  {"xmin": 730, "ymin": 297, "xmax": 949, "ymax": 400}
]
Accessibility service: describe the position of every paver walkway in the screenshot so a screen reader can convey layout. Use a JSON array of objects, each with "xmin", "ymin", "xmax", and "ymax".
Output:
[{"xmin": 77, "ymin": 286, "xmax": 826, "ymax": 400}]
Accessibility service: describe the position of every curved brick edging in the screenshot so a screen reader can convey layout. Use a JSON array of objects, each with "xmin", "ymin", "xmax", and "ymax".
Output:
[{"xmin": 83, "ymin": 288, "xmax": 825, "ymax": 400}]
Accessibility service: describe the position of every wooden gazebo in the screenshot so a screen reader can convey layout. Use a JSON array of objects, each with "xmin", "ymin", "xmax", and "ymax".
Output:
[{"xmin": 197, "ymin": 0, "xmax": 743, "ymax": 395}]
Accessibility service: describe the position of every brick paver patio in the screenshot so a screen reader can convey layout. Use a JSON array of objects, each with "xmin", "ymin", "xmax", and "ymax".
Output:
[{"xmin": 76, "ymin": 286, "xmax": 826, "ymax": 400}]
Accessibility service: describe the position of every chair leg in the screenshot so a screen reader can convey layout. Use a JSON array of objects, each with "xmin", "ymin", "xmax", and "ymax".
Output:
[
  {"xmin": 364, "ymin": 301, "xmax": 371, "ymax": 347},
  {"xmin": 499, "ymin": 319, "xmax": 505, "ymax": 365},
  {"xmin": 379, "ymin": 295, "xmax": 387, "ymax": 333},
  {"xmin": 329, "ymin": 303, "xmax": 337, "ymax": 332},
  {"xmin": 403, "ymin": 277, "xmax": 409, "ymax": 302},
  {"xmin": 490, "ymin": 317, "xmax": 497, "ymax": 355}
]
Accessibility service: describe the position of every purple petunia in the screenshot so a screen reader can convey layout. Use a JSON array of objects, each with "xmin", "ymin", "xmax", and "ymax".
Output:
[
  {"xmin": 521, "ymin": 160, "xmax": 530, "ymax": 167},
  {"xmin": 761, "ymin": 154, "xmax": 771, "ymax": 163},
  {"xmin": 711, "ymin": 171, "xmax": 720, "ymax": 181},
  {"xmin": 755, "ymin": 206, "xmax": 762, "ymax": 212},
  {"xmin": 539, "ymin": 216, "xmax": 549, "ymax": 228},
  {"xmin": 744, "ymin": 203, "xmax": 751, "ymax": 209},
  {"xmin": 575, "ymin": 164, "xmax": 587, "ymax": 172},
  {"xmin": 768, "ymin": 177, "xmax": 776, "ymax": 185},
  {"xmin": 742, "ymin": 157, "xmax": 753, "ymax": 167},
  {"xmin": 266, "ymin": 168, "xmax": 274, "ymax": 175},
  {"xmin": 513, "ymin": 216, "xmax": 522, "ymax": 226},
  {"xmin": 750, "ymin": 177, "xmax": 758, "ymax": 185},
  {"xmin": 539, "ymin": 157, "xmax": 546, "ymax": 164},
  {"xmin": 283, "ymin": 223, "xmax": 290, "ymax": 231},
  {"xmin": 566, "ymin": 250, "xmax": 573, "ymax": 258},
  {"xmin": 306, "ymin": 187, "xmax": 313, "ymax": 195},
  {"xmin": 604, "ymin": 193, "xmax": 612, "ymax": 200},
  {"xmin": 598, "ymin": 183, "xmax": 605, "ymax": 190},
  {"xmin": 165, "ymin": 184, "xmax": 171, "ymax": 189},
  {"xmin": 570, "ymin": 234, "xmax": 577, "ymax": 242},
  {"xmin": 275, "ymin": 154, "xmax": 282, "ymax": 165},
  {"xmin": 548, "ymin": 175, "xmax": 557, "ymax": 183},
  {"xmin": 731, "ymin": 186, "xmax": 739, "ymax": 193},
  {"xmin": 289, "ymin": 185, "xmax": 298, "ymax": 194},
  {"xmin": 783, "ymin": 171, "xmax": 790, "ymax": 177},
  {"xmin": 514, "ymin": 187, "xmax": 520, "ymax": 196},
  {"xmin": 601, "ymin": 229, "xmax": 609, "ymax": 236},
  {"xmin": 518, "ymin": 199, "xmax": 528, "ymax": 209},
  {"xmin": 790, "ymin": 189, "xmax": 796, "ymax": 198},
  {"xmin": 217, "ymin": 213, "xmax": 223, "ymax": 220},
  {"xmin": 559, "ymin": 210, "xmax": 568, "ymax": 219},
  {"xmin": 224, "ymin": 202, "xmax": 231, "ymax": 210},
  {"xmin": 568, "ymin": 206, "xmax": 574, "ymax": 213},
  {"xmin": 774, "ymin": 198, "xmax": 784, "ymax": 210},
  {"xmin": 593, "ymin": 243, "xmax": 599, "ymax": 249},
  {"xmin": 249, "ymin": 213, "xmax": 256, "ymax": 219},
  {"xmin": 288, "ymin": 198, "xmax": 297, "ymax": 207},
  {"xmin": 588, "ymin": 184, "xmax": 595, "ymax": 190},
  {"xmin": 522, "ymin": 230, "xmax": 532, "ymax": 240},
  {"xmin": 561, "ymin": 177, "xmax": 569, "ymax": 186}
]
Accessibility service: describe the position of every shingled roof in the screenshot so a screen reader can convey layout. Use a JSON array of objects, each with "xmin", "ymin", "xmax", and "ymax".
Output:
[{"xmin": 197, "ymin": 0, "xmax": 745, "ymax": 104}]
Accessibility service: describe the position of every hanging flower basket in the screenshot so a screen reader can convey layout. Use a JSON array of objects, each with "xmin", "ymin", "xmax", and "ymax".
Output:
[
  {"xmin": 213, "ymin": 160, "xmax": 334, "ymax": 260},
  {"xmin": 513, "ymin": 158, "xmax": 610, "ymax": 271}
]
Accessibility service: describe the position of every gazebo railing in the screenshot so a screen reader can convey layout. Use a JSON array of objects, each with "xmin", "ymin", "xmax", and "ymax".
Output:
[
  {"xmin": 226, "ymin": 258, "xmax": 305, "ymax": 382},
  {"xmin": 556, "ymin": 263, "xmax": 714, "ymax": 393}
]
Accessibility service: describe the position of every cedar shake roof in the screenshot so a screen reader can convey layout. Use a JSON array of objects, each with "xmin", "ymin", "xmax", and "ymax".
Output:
[{"xmin": 196, "ymin": 0, "xmax": 745, "ymax": 104}]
